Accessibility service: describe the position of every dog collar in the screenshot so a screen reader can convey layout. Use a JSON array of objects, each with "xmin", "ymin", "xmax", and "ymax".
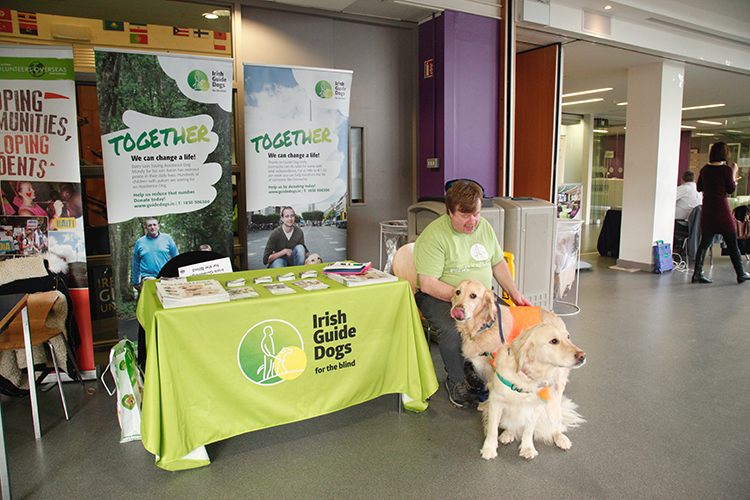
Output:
[{"xmin": 486, "ymin": 348, "xmax": 549, "ymax": 404}]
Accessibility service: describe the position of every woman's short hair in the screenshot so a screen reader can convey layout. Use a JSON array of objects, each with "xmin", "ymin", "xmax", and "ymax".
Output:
[
  {"xmin": 445, "ymin": 180, "xmax": 483, "ymax": 214},
  {"xmin": 709, "ymin": 142, "xmax": 729, "ymax": 163}
]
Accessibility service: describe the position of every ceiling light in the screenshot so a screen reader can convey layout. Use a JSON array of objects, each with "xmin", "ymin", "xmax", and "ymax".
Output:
[
  {"xmin": 681, "ymin": 125, "xmax": 696, "ymax": 129},
  {"xmin": 562, "ymin": 87, "xmax": 612, "ymax": 98},
  {"xmin": 561, "ymin": 98, "xmax": 604, "ymax": 106},
  {"xmin": 593, "ymin": 129, "xmax": 608, "ymax": 133},
  {"xmin": 212, "ymin": 9, "xmax": 231, "ymax": 17},
  {"xmin": 203, "ymin": 12, "xmax": 219, "ymax": 19},
  {"xmin": 616, "ymin": 102, "xmax": 627, "ymax": 106},
  {"xmin": 693, "ymin": 133, "xmax": 716, "ymax": 137},
  {"xmin": 682, "ymin": 103, "xmax": 725, "ymax": 111},
  {"xmin": 697, "ymin": 120, "xmax": 722, "ymax": 125},
  {"xmin": 604, "ymin": 5, "xmax": 612, "ymax": 10}
]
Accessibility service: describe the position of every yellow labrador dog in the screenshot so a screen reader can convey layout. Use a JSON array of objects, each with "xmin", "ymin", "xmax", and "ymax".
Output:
[{"xmin": 449, "ymin": 279, "xmax": 585, "ymax": 460}]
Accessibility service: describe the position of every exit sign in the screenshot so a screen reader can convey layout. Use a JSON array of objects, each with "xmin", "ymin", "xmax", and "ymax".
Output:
[{"xmin": 424, "ymin": 59, "xmax": 434, "ymax": 79}]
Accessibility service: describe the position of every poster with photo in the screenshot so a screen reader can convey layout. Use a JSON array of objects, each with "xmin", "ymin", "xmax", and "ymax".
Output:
[
  {"xmin": 244, "ymin": 64, "xmax": 352, "ymax": 270},
  {"xmin": 0, "ymin": 45, "xmax": 94, "ymax": 374},
  {"xmin": 95, "ymin": 48, "xmax": 234, "ymax": 340}
]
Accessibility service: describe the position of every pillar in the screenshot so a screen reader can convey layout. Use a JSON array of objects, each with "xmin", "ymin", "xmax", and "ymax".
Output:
[{"xmin": 618, "ymin": 61, "xmax": 685, "ymax": 270}]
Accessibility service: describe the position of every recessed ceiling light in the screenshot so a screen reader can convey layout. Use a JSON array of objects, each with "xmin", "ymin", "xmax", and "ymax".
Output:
[
  {"xmin": 561, "ymin": 98, "xmax": 604, "ymax": 106},
  {"xmin": 203, "ymin": 12, "xmax": 219, "ymax": 19},
  {"xmin": 693, "ymin": 133, "xmax": 716, "ymax": 137},
  {"xmin": 682, "ymin": 103, "xmax": 725, "ymax": 111},
  {"xmin": 212, "ymin": 9, "xmax": 231, "ymax": 17},
  {"xmin": 697, "ymin": 120, "xmax": 722, "ymax": 125},
  {"xmin": 594, "ymin": 129, "xmax": 608, "ymax": 133},
  {"xmin": 604, "ymin": 5, "xmax": 612, "ymax": 10},
  {"xmin": 562, "ymin": 87, "xmax": 612, "ymax": 98},
  {"xmin": 616, "ymin": 101, "xmax": 627, "ymax": 106},
  {"xmin": 681, "ymin": 125, "xmax": 696, "ymax": 129}
]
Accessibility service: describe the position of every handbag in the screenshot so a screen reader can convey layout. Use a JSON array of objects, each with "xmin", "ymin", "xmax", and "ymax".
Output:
[{"xmin": 101, "ymin": 339, "xmax": 144, "ymax": 443}]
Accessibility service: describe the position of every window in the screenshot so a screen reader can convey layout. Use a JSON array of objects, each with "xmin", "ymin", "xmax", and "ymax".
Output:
[{"xmin": 349, "ymin": 127, "xmax": 364, "ymax": 204}]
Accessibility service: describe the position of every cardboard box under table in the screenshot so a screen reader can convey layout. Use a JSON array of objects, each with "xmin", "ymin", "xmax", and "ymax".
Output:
[{"xmin": 136, "ymin": 264, "xmax": 438, "ymax": 471}]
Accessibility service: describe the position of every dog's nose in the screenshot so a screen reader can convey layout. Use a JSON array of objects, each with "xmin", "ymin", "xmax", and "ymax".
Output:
[{"xmin": 575, "ymin": 351, "xmax": 586, "ymax": 364}]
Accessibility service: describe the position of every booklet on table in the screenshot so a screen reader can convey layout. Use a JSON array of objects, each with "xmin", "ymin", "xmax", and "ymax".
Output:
[{"xmin": 326, "ymin": 268, "xmax": 398, "ymax": 287}]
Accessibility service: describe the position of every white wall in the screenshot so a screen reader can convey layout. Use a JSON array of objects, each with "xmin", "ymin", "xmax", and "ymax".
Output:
[{"xmin": 239, "ymin": 6, "xmax": 418, "ymax": 266}]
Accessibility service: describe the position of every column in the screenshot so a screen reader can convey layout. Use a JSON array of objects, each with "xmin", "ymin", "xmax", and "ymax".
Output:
[{"xmin": 618, "ymin": 61, "xmax": 685, "ymax": 270}]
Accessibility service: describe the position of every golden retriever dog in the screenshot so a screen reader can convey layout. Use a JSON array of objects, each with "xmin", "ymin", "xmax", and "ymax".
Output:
[
  {"xmin": 305, "ymin": 253, "xmax": 323, "ymax": 265},
  {"xmin": 449, "ymin": 279, "xmax": 566, "ymax": 385},
  {"xmin": 449, "ymin": 279, "xmax": 585, "ymax": 460},
  {"xmin": 479, "ymin": 323, "xmax": 585, "ymax": 460}
]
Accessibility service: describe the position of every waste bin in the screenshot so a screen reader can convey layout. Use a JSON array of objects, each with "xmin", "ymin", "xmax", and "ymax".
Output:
[{"xmin": 380, "ymin": 220, "xmax": 408, "ymax": 274}]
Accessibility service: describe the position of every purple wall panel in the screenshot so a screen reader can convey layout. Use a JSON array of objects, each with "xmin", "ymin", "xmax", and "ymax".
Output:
[{"xmin": 418, "ymin": 11, "xmax": 500, "ymax": 199}]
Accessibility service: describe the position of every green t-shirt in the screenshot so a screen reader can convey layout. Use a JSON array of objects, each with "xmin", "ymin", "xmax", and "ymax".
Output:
[{"xmin": 414, "ymin": 214, "xmax": 503, "ymax": 290}]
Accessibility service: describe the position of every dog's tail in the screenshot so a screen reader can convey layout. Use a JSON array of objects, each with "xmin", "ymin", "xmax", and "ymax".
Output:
[{"xmin": 534, "ymin": 396, "xmax": 585, "ymax": 445}]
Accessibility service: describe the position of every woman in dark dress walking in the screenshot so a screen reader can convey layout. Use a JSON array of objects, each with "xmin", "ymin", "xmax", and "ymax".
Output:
[{"xmin": 692, "ymin": 142, "xmax": 750, "ymax": 284}]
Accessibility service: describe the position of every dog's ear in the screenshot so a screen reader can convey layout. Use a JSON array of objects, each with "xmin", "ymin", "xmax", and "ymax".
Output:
[
  {"xmin": 484, "ymin": 289, "xmax": 497, "ymax": 322},
  {"xmin": 513, "ymin": 328, "xmax": 536, "ymax": 370},
  {"xmin": 476, "ymin": 288, "xmax": 494, "ymax": 323}
]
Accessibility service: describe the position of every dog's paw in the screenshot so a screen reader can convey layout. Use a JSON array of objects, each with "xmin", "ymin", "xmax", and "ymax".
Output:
[
  {"xmin": 477, "ymin": 400, "xmax": 488, "ymax": 412},
  {"xmin": 499, "ymin": 429, "xmax": 515, "ymax": 445},
  {"xmin": 480, "ymin": 445, "xmax": 498, "ymax": 460},
  {"xmin": 519, "ymin": 444, "xmax": 538, "ymax": 460},
  {"xmin": 554, "ymin": 433, "xmax": 572, "ymax": 450}
]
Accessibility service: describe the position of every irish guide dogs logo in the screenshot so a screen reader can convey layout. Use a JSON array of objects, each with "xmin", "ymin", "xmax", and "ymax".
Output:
[
  {"xmin": 315, "ymin": 80, "xmax": 333, "ymax": 99},
  {"xmin": 187, "ymin": 69, "xmax": 210, "ymax": 91},
  {"xmin": 237, "ymin": 319, "xmax": 308, "ymax": 385}
]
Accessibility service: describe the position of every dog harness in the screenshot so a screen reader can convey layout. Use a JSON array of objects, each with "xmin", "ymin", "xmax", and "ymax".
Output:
[{"xmin": 477, "ymin": 302, "xmax": 545, "ymax": 346}]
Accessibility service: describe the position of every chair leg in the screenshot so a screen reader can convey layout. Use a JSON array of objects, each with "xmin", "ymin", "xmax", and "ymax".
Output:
[{"xmin": 46, "ymin": 342, "xmax": 70, "ymax": 421}]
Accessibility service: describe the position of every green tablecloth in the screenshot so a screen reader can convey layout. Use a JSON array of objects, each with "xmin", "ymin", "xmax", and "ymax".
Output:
[{"xmin": 136, "ymin": 264, "xmax": 438, "ymax": 471}]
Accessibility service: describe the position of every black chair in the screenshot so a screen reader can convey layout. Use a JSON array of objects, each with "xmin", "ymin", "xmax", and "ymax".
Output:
[{"xmin": 137, "ymin": 251, "xmax": 238, "ymax": 371}]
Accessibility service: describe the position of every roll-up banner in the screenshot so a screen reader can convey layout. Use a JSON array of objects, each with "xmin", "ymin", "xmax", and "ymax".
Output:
[
  {"xmin": 0, "ymin": 45, "xmax": 95, "ymax": 375},
  {"xmin": 244, "ymin": 64, "xmax": 352, "ymax": 270},
  {"xmin": 95, "ymin": 48, "xmax": 234, "ymax": 340}
]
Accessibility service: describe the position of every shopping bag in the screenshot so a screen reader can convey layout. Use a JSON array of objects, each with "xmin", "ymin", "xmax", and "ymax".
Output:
[
  {"xmin": 653, "ymin": 240, "xmax": 673, "ymax": 274},
  {"xmin": 100, "ymin": 339, "xmax": 144, "ymax": 443}
]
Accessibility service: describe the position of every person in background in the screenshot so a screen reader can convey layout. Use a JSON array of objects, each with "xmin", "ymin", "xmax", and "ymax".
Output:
[
  {"xmin": 675, "ymin": 170, "xmax": 702, "ymax": 223},
  {"xmin": 132, "ymin": 217, "xmax": 179, "ymax": 292},
  {"xmin": 263, "ymin": 206, "xmax": 309, "ymax": 268},
  {"xmin": 692, "ymin": 142, "xmax": 749, "ymax": 284},
  {"xmin": 413, "ymin": 179, "xmax": 530, "ymax": 408}
]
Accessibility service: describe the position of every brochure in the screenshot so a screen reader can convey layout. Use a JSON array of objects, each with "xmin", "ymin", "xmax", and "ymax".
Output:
[
  {"xmin": 292, "ymin": 279, "xmax": 329, "ymax": 291},
  {"xmin": 226, "ymin": 286, "xmax": 260, "ymax": 300},
  {"xmin": 277, "ymin": 272, "xmax": 296, "ymax": 281},
  {"xmin": 300, "ymin": 270, "xmax": 318, "ymax": 279},
  {"xmin": 253, "ymin": 275, "xmax": 273, "ymax": 284},
  {"xmin": 263, "ymin": 283, "xmax": 296, "ymax": 295},
  {"xmin": 322, "ymin": 261, "xmax": 372, "ymax": 275},
  {"xmin": 226, "ymin": 278, "xmax": 246, "ymax": 287},
  {"xmin": 326, "ymin": 268, "xmax": 398, "ymax": 287},
  {"xmin": 155, "ymin": 279, "xmax": 230, "ymax": 308}
]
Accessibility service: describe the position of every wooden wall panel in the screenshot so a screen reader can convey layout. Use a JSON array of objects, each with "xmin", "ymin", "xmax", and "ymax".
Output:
[{"xmin": 513, "ymin": 44, "xmax": 561, "ymax": 201}]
